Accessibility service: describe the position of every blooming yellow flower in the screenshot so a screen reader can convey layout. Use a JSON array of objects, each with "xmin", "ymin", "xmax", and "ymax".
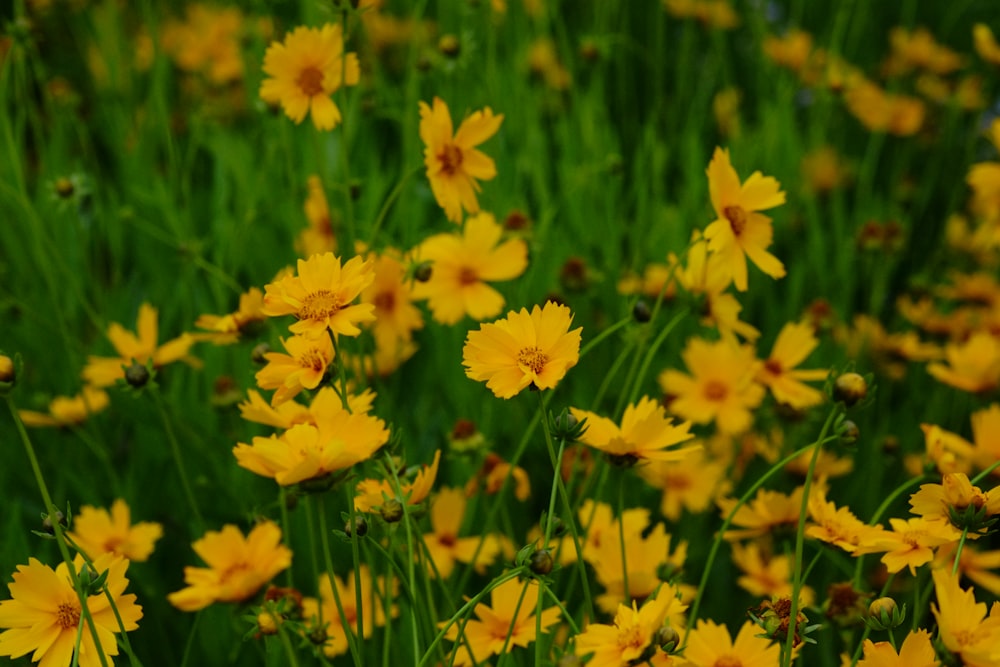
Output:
[
  {"xmin": 658, "ymin": 336, "xmax": 765, "ymax": 435},
  {"xmin": 262, "ymin": 252, "xmax": 375, "ymax": 338},
  {"xmin": 932, "ymin": 568, "xmax": 1000, "ymax": 666},
  {"xmin": 442, "ymin": 577, "xmax": 561, "ymax": 666},
  {"xmin": 703, "ymin": 147, "xmax": 786, "ymax": 292},
  {"xmin": 238, "ymin": 386, "xmax": 375, "ymax": 430},
  {"xmin": 302, "ymin": 565, "xmax": 398, "ymax": 658},
  {"xmin": 254, "ymin": 333, "xmax": 335, "ymax": 407},
  {"xmin": 19, "ymin": 386, "xmax": 109, "ymax": 428},
  {"xmin": 462, "ymin": 301, "xmax": 582, "ymax": 399},
  {"xmin": 412, "ymin": 212, "xmax": 528, "ymax": 324},
  {"xmin": 857, "ymin": 628, "xmax": 938, "ymax": 667},
  {"xmin": 297, "ymin": 175, "xmax": 336, "ymax": 257},
  {"xmin": 423, "ymin": 488, "xmax": 504, "ymax": 579},
  {"xmin": 354, "ymin": 450, "xmax": 441, "ymax": 512},
  {"xmin": 806, "ymin": 490, "xmax": 879, "ymax": 554},
  {"xmin": 974, "ymin": 24, "xmax": 1000, "ymax": 66},
  {"xmin": 234, "ymin": 416, "xmax": 389, "ymax": 486},
  {"xmin": 681, "ymin": 619, "xmax": 780, "ymax": 667},
  {"xmin": 854, "ymin": 518, "xmax": 960, "ymax": 575},
  {"xmin": 259, "ymin": 24, "xmax": 359, "ymax": 130},
  {"xmin": 463, "ymin": 452, "xmax": 532, "ymax": 501},
  {"xmin": 574, "ymin": 590, "xmax": 676, "ymax": 667},
  {"xmin": 420, "ymin": 96, "xmax": 504, "ymax": 223},
  {"xmin": 571, "ymin": 397, "xmax": 697, "ymax": 464},
  {"xmin": 193, "ymin": 287, "xmax": 266, "ymax": 345},
  {"xmin": 68, "ymin": 499, "xmax": 162, "ymax": 562},
  {"xmin": 361, "ymin": 250, "xmax": 424, "ymax": 347},
  {"xmin": 161, "ymin": 4, "xmax": 245, "ymax": 84},
  {"xmin": 927, "ymin": 331, "xmax": 1000, "ymax": 394},
  {"xmin": 731, "ymin": 541, "xmax": 814, "ymax": 605},
  {"xmin": 718, "ymin": 486, "xmax": 803, "ymax": 541},
  {"xmin": 82, "ymin": 303, "xmax": 198, "ymax": 387},
  {"xmin": 910, "ymin": 472, "xmax": 1000, "ymax": 532},
  {"xmin": 0, "ymin": 554, "xmax": 142, "ymax": 667},
  {"xmin": 168, "ymin": 522, "xmax": 292, "ymax": 611},
  {"xmin": 591, "ymin": 522, "xmax": 688, "ymax": 615},
  {"xmin": 844, "ymin": 79, "xmax": 926, "ymax": 136},
  {"xmin": 637, "ymin": 448, "xmax": 731, "ymax": 521},
  {"xmin": 755, "ymin": 321, "xmax": 828, "ymax": 409}
]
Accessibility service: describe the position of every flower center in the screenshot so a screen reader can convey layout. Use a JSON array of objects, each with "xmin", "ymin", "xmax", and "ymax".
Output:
[
  {"xmin": 723, "ymin": 205, "xmax": 747, "ymax": 235},
  {"xmin": 713, "ymin": 657, "xmax": 743, "ymax": 667},
  {"xmin": 438, "ymin": 143, "xmax": 464, "ymax": 176},
  {"xmin": 296, "ymin": 66, "xmax": 325, "ymax": 97},
  {"xmin": 56, "ymin": 601, "xmax": 81, "ymax": 629},
  {"xmin": 374, "ymin": 290, "xmax": 396, "ymax": 312},
  {"xmin": 517, "ymin": 347, "xmax": 548, "ymax": 375},
  {"xmin": 300, "ymin": 349, "xmax": 328, "ymax": 372},
  {"xmin": 616, "ymin": 622, "xmax": 645, "ymax": 650},
  {"xmin": 458, "ymin": 267, "xmax": 478, "ymax": 285},
  {"xmin": 298, "ymin": 290, "xmax": 342, "ymax": 321},
  {"xmin": 764, "ymin": 358, "xmax": 783, "ymax": 375},
  {"xmin": 703, "ymin": 380, "xmax": 728, "ymax": 401}
]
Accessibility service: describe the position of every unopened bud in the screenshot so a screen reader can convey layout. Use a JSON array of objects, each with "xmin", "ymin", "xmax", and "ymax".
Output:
[
  {"xmin": 251, "ymin": 343, "xmax": 271, "ymax": 365},
  {"xmin": 654, "ymin": 625, "xmax": 680, "ymax": 652},
  {"xmin": 345, "ymin": 516, "xmax": 369, "ymax": 538},
  {"xmin": 633, "ymin": 299, "xmax": 651, "ymax": 323},
  {"xmin": 528, "ymin": 548, "xmax": 554, "ymax": 575},
  {"xmin": 833, "ymin": 372, "xmax": 868, "ymax": 406},
  {"xmin": 839, "ymin": 420, "xmax": 860, "ymax": 445},
  {"xmin": 438, "ymin": 34, "xmax": 460, "ymax": 58},
  {"xmin": 124, "ymin": 362, "xmax": 150, "ymax": 388},
  {"xmin": 412, "ymin": 261, "xmax": 433, "ymax": 283},
  {"xmin": 381, "ymin": 499, "xmax": 404, "ymax": 523}
]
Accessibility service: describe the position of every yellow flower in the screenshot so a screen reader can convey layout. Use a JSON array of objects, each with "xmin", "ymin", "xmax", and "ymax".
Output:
[
  {"xmin": 259, "ymin": 24, "xmax": 359, "ymax": 130},
  {"xmin": 755, "ymin": 321, "xmax": 828, "ymax": 409},
  {"xmin": 932, "ymin": 568, "xmax": 1000, "ymax": 666},
  {"xmin": 844, "ymin": 79, "xmax": 926, "ymax": 136},
  {"xmin": 718, "ymin": 486, "xmax": 803, "ymax": 541},
  {"xmin": 168, "ymin": 522, "xmax": 292, "ymax": 611},
  {"xmin": 575, "ymin": 591, "xmax": 676, "ymax": 666},
  {"xmin": 682, "ymin": 619, "xmax": 780, "ymax": 667},
  {"xmin": 854, "ymin": 518, "xmax": 960, "ymax": 575},
  {"xmin": 412, "ymin": 212, "xmax": 528, "ymax": 324},
  {"xmin": 19, "ymin": 386, "xmax": 109, "ymax": 428},
  {"xmin": 637, "ymin": 448, "xmax": 731, "ymax": 521},
  {"xmin": 302, "ymin": 566, "xmax": 398, "ymax": 657},
  {"xmin": 262, "ymin": 252, "xmax": 376, "ymax": 338},
  {"xmin": 591, "ymin": 522, "xmax": 688, "ymax": 615},
  {"xmin": 161, "ymin": 5, "xmax": 245, "ymax": 84},
  {"xmin": 193, "ymin": 287, "xmax": 266, "ymax": 345},
  {"xmin": 82, "ymin": 303, "xmax": 198, "ymax": 387},
  {"xmin": 571, "ymin": 397, "xmax": 697, "ymax": 464},
  {"xmin": 423, "ymin": 488, "xmax": 503, "ymax": 579},
  {"xmin": 442, "ymin": 577, "xmax": 561, "ymax": 666},
  {"xmin": 354, "ymin": 450, "xmax": 442, "ymax": 512},
  {"xmin": 974, "ymin": 24, "xmax": 1000, "ymax": 66},
  {"xmin": 703, "ymin": 147, "xmax": 786, "ymax": 292},
  {"xmin": 297, "ymin": 175, "xmax": 336, "ymax": 257},
  {"xmin": 238, "ymin": 386, "xmax": 376, "ymax": 430},
  {"xmin": 0, "ymin": 554, "xmax": 142, "ymax": 667},
  {"xmin": 361, "ymin": 251, "xmax": 424, "ymax": 347},
  {"xmin": 806, "ymin": 490, "xmax": 879, "ymax": 554},
  {"xmin": 420, "ymin": 96, "xmax": 504, "ymax": 223},
  {"xmin": 462, "ymin": 301, "xmax": 582, "ymax": 399},
  {"xmin": 233, "ymin": 416, "xmax": 389, "ymax": 486},
  {"xmin": 254, "ymin": 333, "xmax": 335, "ymax": 407},
  {"xmin": 927, "ymin": 332, "xmax": 1000, "ymax": 394},
  {"xmin": 731, "ymin": 542, "xmax": 814, "ymax": 605},
  {"xmin": 858, "ymin": 629, "xmax": 939, "ymax": 667},
  {"xmin": 658, "ymin": 336, "xmax": 765, "ymax": 435},
  {"xmin": 909, "ymin": 472, "xmax": 1000, "ymax": 529},
  {"xmin": 463, "ymin": 453, "xmax": 532, "ymax": 501},
  {"xmin": 68, "ymin": 499, "xmax": 162, "ymax": 562}
]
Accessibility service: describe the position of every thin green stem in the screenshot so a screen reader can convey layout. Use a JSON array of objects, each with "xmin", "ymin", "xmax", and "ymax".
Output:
[
  {"xmin": 150, "ymin": 386, "xmax": 204, "ymax": 529},
  {"xmin": 952, "ymin": 528, "xmax": 969, "ymax": 576},
  {"xmin": 316, "ymin": 497, "xmax": 363, "ymax": 667}
]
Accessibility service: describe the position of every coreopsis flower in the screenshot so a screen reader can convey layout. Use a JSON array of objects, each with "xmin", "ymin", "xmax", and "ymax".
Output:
[
  {"xmin": 81, "ymin": 303, "xmax": 198, "ymax": 387},
  {"xmin": 837, "ymin": 314, "xmax": 939, "ymax": 380},
  {"xmin": 412, "ymin": 212, "xmax": 528, "ymax": 324},
  {"xmin": 763, "ymin": 29, "xmax": 814, "ymax": 73},
  {"xmin": 570, "ymin": 397, "xmax": 697, "ymax": 465},
  {"xmin": 68, "ymin": 499, "xmax": 162, "ymax": 562},
  {"xmin": 297, "ymin": 175, "xmax": 336, "ymax": 257},
  {"xmin": 194, "ymin": 287, "xmax": 266, "ymax": 345},
  {"xmin": 854, "ymin": 518, "xmax": 961, "ymax": 575},
  {"xmin": 755, "ymin": 321, "xmax": 828, "ymax": 409},
  {"xmin": 806, "ymin": 490, "xmax": 879, "ymax": 553},
  {"xmin": 254, "ymin": 333, "xmax": 335, "ymax": 407},
  {"xmin": 302, "ymin": 566, "xmax": 398, "ymax": 658},
  {"xmin": 462, "ymin": 301, "xmax": 582, "ymax": 399},
  {"xmin": 354, "ymin": 450, "xmax": 441, "ymax": 512},
  {"xmin": 801, "ymin": 146, "xmax": 852, "ymax": 195},
  {"xmin": 637, "ymin": 448, "xmax": 731, "ymax": 521},
  {"xmin": 239, "ymin": 386, "xmax": 375, "ymax": 430},
  {"xmin": 168, "ymin": 522, "xmax": 292, "ymax": 611},
  {"xmin": 262, "ymin": 252, "xmax": 375, "ymax": 338},
  {"xmin": 936, "ymin": 543, "xmax": 1000, "ymax": 597},
  {"xmin": 259, "ymin": 24, "xmax": 359, "ymax": 131},
  {"xmin": 970, "ymin": 404, "xmax": 1000, "ymax": 475},
  {"xmin": 423, "ymin": 488, "xmax": 504, "ymax": 579},
  {"xmin": 857, "ymin": 628, "xmax": 939, "ymax": 667},
  {"xmin": 844, "ymin": 79, "xmax": 926, "ymax": 136},
  {"xmin": 703, "ymin": 146, "xmax": 786, "ymax": 292},
  {"xmin": 718, "ymin": 486, "xmax": 803, "ymax": 541},
  {"xmin": 161, "ymin": 5, "xmax": 245, "ymax": 84},
  {"xmin": 932, "ymin": 568, "xmax": 1000, "ymax": 666},
  {"xmin": 731, "ymin": 542, "xmax": 814, "ymax": 605},
  {"xmin": 0, "ymin": 554, "xmax": 142, "ymax": 667},
  {"xmin": 571, "ymin": 501, "xmax": 652, "ymax": 566},
  {"xmin": 463, "ymin": 453, "xmax": 531, "ymax": 501},
  {"xmin": 663, "ymin": 0, "xmax": 739, "ymax": 30},
  {"xmin": 927, "ymin": 331, "xmax": 1000, "ymax": 393},
  {"xmin": 681, "ymin": 619, "xmax": 780, "ymax": 667},
  {"xmin": 419, "ymin": 96, "xmax": 504, "ymax": 223},
  {"xmin": 574, "ymin": 591, "xmax": 676, "ymax": 666},
  {"xmin": 784, "ymin": 447, "xmax": 853, "ymax": 479},
  {"xmin": 19, "ymin": 386, "xmax": 109, "ymax": 428},
  {"xmin": 616, "ymin": 261, "xmax": 677, "ymax": 302},
  {"xmin": 909, "ymin": 472, "xmax": 1000, "ymax": 532},
  {"xmin": 591, "ymin": 522, "xmax": 688, "ymax": 615},
  {"xmin": 974, "ymin": 24, "xmax": 1000, "ymax": 66},
  {"xmin": 658, "ymin": 336, "xmax": 765, "ymax": 435},
  {"xmin": 360, "ymin": 251, "xmax": 423, "ymax": 347},
  {"xmin": 885, "ymin": 26, "xmax": 963, "ymax": 75},
  {"xmin": 234, "ymin": 417, "xmax": 389, "ymax": 486},
  {"xmin": 441, "ymin": 577, "xmax": 560, "ymax": 666}
]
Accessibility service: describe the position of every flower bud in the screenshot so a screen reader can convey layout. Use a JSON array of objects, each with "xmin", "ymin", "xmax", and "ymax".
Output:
[
  {"xmin": 438, "ymin": 34, "xmax": 460, "ymax": 58},
  {"xmin": 251, "ymin": 342, "xmax": 271, "ymax": 365},
  {"xmin": 0, "ymin": 354, "xmax": 15, "ymax": 394},
  {"xmin": 345, "ymin": 516, "xmax": 369, "ymax": 538},
  {"xmin": 528, "ymin": 548, "xmax": 554, "ymax": 575},
  {"xmin": 54, "ymin": 177, "xmax": 75, "ymax": 199},
  {"xmin": 865, "ymin": 597, "xmax": 906, "ymax": 631},
  {"xmin": 632, "ymin": 299, "xmax": 651, "ymax": 323},
  {"xmin": 653, "ymin": 625, "xmax": 680, "ymax": 653},
  {"xmin": 833, "ymin": 372, "xmax": 868, "ymax": 406},
  {"xmin": 412, "ymin": 261, "xmax": 433, "ymax": 283},
  {"xmin": 839, "ymin": 419, "xmax": 860, "ymax": 445},
  {"xmin": 551, "ymin": 408, "xmax": 587, "ymax": 442},
  {"xmin": 124, "ymin": 361, "xmax": 150, "ymax": 388},
  {"xmin": 380, "ymin": 499, "xmax": 404, "ymax": 523},
  {"xmin": 41, "ymin": 510, "xmax": 66, "ymax": 535}
]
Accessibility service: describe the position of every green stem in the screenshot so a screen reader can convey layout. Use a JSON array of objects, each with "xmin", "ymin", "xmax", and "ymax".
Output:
[
  {"xmin": 316, "ymin": 497, "xmax": 363, "ymax": 667},
  {"xmin": 952, "ymin": 528, "xmax": 969, "ymax": 576},
  {"xmin": 150, "ymin": 386, "xmax": 204, "ymax": 529},
  {"xmin": 852, "ymin": 475, "xmax": 927, "ymax": 587},
  {"xmin": 384, "ymin": 450, "xmax": 423, "ymax": 658}
]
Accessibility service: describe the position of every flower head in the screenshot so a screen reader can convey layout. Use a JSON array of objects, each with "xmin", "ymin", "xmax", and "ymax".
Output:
[
  {"xmin": 571, "ymin": 397, "xmax": 697, "ymax": 465},
  {"xmin": 19, "ymin": 386, "xmax": 109, "ymax": 428},
  {"xmin": 412, "ymin": 212, "xmax": 528, "ymax": 324},
  {"xmin": 420, "ymin": 97, "xmax": 504, "ymax": 223},
  {"xmin": 262, "ymin": 252, "xmax": 376, "ymax": 338},
  {"xmin": 355, "ymin": 450, "xmax": 442, "ymax": 512},
  {"xmin": 82, "ymin": 303, "xmax": 198, "ymax": 387},
  {"xmin": 575, "ymin": 592, "xmax": 675, "ymax": 667},
  {"xmin": 682, "ymin": 619, "xmax": 781, "ymax": 667},
  {"xmin": 462, "ymin": 301, "xmax": 582, "ymax": 399},
  {"xmin": 254, "ymin": 333, "xmax": 335, "ymax": 407},
  {"xmin": 194, "ymin": 287, "xmax": 266, "ymax": 345},
  {"xmin": 703, "ymin": 147, "xmax": 787, "ymax": 292},
  {"xmin": 927, "ymin": 332, "xmax": 1000, "ymax": 394},
  {"xmin": 168, "ymin": 522, "xmax": 292, "ymax": 611},
  {"xmin": 361, "ymin": 251, "xmax": 424, "ymax": 347},
  {"xmin": 302, "ymin": 566, "xmax": 398, "ymax": 657},
  {"xmin": 0, "ymin": 554, "xmax": 142, "ymax": 667},
  {"xmin": 858, "ymin": 628, "xmax": 939, "ymax": 667},
  {"xmin": 756, "ymin": 321, "xmax": 828, "ymax": 409},
  {"xmin": 423, "ymin": 488, "xmax": 504, "ymax": 579},
  {"xmin": 260, "ymin": 24, "xmax": 360, "ymax": 131},
  {"xmin": 68, "ymin": 499, "xmax": 162, "ymax": 562}
]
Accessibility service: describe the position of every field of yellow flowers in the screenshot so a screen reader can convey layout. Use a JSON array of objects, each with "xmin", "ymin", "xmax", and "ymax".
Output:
[{"xmin": 3, "ymin": 1, "xmax": 1000, "ymax": 665}]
